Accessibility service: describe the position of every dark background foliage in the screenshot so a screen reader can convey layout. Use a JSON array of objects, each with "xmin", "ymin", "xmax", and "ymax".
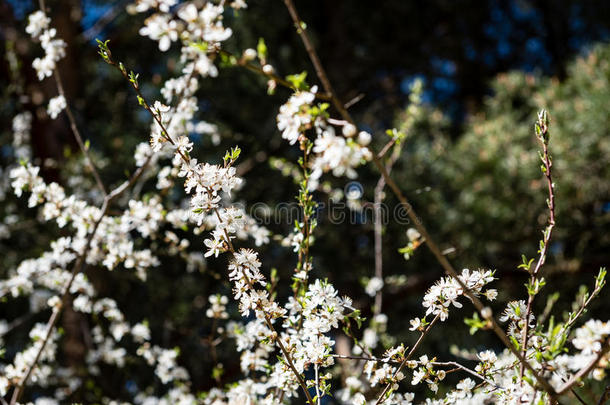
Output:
[{"xmin": 1, "ymin": 0, "xmax": 609, "ymax": 402}]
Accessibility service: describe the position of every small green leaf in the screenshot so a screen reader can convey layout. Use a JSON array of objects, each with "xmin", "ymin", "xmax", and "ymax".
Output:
[{"xmin": 257, "ymin": 38, "xmax": 268, "ymax": 60}]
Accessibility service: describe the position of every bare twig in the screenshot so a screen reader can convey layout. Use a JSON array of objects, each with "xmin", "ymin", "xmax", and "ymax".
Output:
[
  {"xmin": 314, "ymin": 364, "xmax": 321, "ymax": 405},
  {"xmin": 344, "ymin": 93, "xmax": 365, "ymax": 109},
  {"xmin": 373, "ymin": 143, "xmax": 402, "ymax": 315},
  {"xmin": 281, "ymin": 0, "xmax": 351, "ymax": 122},
  {"xmin": 53, "ymin": 70, "xmax": 107, "ymax": 196},
  {"xmin": 597, "ymin": 386, "xmax": 610, "ymax": 405},
  {"xmin": 373, "ymin": 175, "xmax": 385, "ymax": 315},
  {"xmin": 376, "ymin": 139, "xmax": 396, "ymax": 160}
]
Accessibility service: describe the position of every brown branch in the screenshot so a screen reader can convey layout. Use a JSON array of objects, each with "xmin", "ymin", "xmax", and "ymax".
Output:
[
  {"xmin": 556, "ymin": 338, "xmax": 610, "ymax": 396},
  {"xmin": 597, "ymin": 386, "xmax": 610, "ymax": 405},
  {"xmin": 332, "ymin": 354, "xmax": 502, "ymax": 390},
  {"xmin": 373, "ymin": 143, "xmax": 403, "ymax": 315},
  {"xmin": 53, "ymin": 69, "xmax": 107, "ymax": 196},
  {"xmin": 373, "ymin": 175, "xmax": 385, "ymax": 314},
  {"xmin": 281, "ymin": 0, "xmax": 351, "ymax": 122},
  {"xmin": 375, "ymin": 314, "xmax": 439, "ymax": 404}
]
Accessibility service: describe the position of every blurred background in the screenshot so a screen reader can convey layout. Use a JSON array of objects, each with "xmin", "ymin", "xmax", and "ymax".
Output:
[{"xmin": 1, "ymin": 0, "xmax": 609, "ymax": 402}]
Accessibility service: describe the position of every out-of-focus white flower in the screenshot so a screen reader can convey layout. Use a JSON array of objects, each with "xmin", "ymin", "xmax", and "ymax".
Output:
[
  {"xmin": 365, "ymin": 276, "xmax": 384, "ymax": 297},
  {"xmin": 26, "ymin": 10, "xmax": 50, "ymax": 38},
  {"xmin": 47, "ymin": 95, "xmax": 66, "ymax": 119}
]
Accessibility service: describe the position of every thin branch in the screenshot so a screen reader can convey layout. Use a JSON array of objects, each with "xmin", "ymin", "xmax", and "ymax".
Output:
[
  {"xmin": 219, "ymin": 49, "xmax": 332, "ymax": 101},
  {"xmin": 344, "ymin": 93, "xmax": 364, "ymax": 109},
  {"xmin": 376, "ymin": 139, "xmax": 396, "ymax": 160},
  {"xmin": 332, "ymin": 354, "xmax": 503, "ymax": 390},
  {"xmin": 373, "ymin": 175, "xmax": 385, "ymax": 315},
  {"xmin": 597, "ymin": 386, "xmax": 610, "ymax": 405},
  {"xmin": 281, "ymin": 0, "xmax": 351, "ymax": 122},
  {"xmin": 53, "ymin": 70, "xmax": 107, "ymax": 196},
  {"xmin": 373, "ymin": 143, "xmax": 402, "ymax": 315},
  {"xmin": 520, "ymin": 111, "xmax": 555, "ymax": 380},
  {"xmin": 560, "ymin": 377, "xmax": 589, "ymax": 405},
  {"xmin": 314, "ymin": 363, "xmax": 321, "ymax": 405},
  {"xmin": 563, "ymin": 276, "xmax": 605, "ymax": 333},
  {"xmin": 556, "ymin": 338, "xmax": 610, "ymax": 396},
  {"xmin": 375, "ymin": 314, "xmax": 439, "ymax": 404}
]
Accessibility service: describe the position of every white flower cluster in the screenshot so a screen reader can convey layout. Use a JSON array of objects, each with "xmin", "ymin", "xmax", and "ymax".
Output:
[
  {"xmin": 362, "ymin": 346, "xmax": 408, "ymax": 394},
  {"xmin": 499, "ymin": 299, "xmax": 535, "ymax": 339},
  {"xmin": 26, "ymin": 11, "xmax": 66, "ymax": 80},
  {"xmin": 206, "ymin": 294, "xmax": 229, "ymax": 319},
  {"xmin": 12, "ymin": 111, "xmax": 32, "ymax": 160},
  {"xmin": 8, "ymin": 164, "xmax": 162, "ymax": 279},
  {"xmin": 571, "ymin": 319, "xmax": 610, "ymax": 355},
  {"xmin": 228, "ymin": 249, "xmax": 284, "ymax": 318},
  {"xmin": 422, "ymin": 268, "xmax": 496, "ymax": 321},
  {"xmin": 287, "ymin": 279, "xmax": 349, "ymax": 365},
  {"xmin": 0, "ymin": 323, "xmax": 59, "ymax": 396},
  {"xmin": 135, "ymin": 1, "xmax": 236, "ymax": 78},
  {"xmin": 408, "ymin": 355, "xmax": 445, "ymax": 393},
  {"xmin": 310, "ymin": 126, "xmax": 372, "ymax": 187},
  {"xmin": 277, "ymin": 89, "xmax": 317, "ymax": 145},
  {"xmin": 47, "ymin": 95, "xmax": 66, "ymax": 119},
  {"xmin": 276, "ymin": 89, "xmax": 372, "ymax": 189}
]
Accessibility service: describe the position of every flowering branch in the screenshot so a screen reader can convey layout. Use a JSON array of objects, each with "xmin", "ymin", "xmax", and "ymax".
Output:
[
  {"xmin": 219, "ymin": 49, "xmax": 332, "ymax": 101},
  {"xmin": 280, "ymin": 0, "xmax": 556, "ymax": 397},
  {"xmin": 556, "ymin": 337, "xmax": 610, "ymax": 396},
  {"xmin": 6, "ymin": 2, "xmax": 608, "ymax": 404},
  {"xmin": 282, "ymin": 0, "xmax": 352, "ymax": 123},
  {"xmin": 375, "ymin": 314, "xmax": 440, "ymax": 404},
  {"xmin": 333, "ymin": 354, "xmax": 503, "ymax": 390},
  {"xmin": 9, "ymin": 159, "xmax": 150, "ymax": 405},
  {"xmin": 520, "ymin": 109, "xmax": 556, "ymax": 380},
  {"xmin": 101, "ymin": 46, "xmax": 316, "ymax": 405},
  {"xmin": 29, "ymin": 0, "xmax": 106, "ymax": 195}
]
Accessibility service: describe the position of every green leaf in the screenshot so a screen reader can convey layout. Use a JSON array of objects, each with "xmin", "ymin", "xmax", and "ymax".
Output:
[
  {"xmin": 257, "ymin": 38, "xmax": 267, "ymax": 60},
  {"xmin": 286, "ymin": 71, "xmax": 309, "ymax": 90}
]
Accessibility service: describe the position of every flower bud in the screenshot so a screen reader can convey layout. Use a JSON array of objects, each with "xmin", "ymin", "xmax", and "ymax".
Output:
[
  {"xmin": 481, "ymin": 306, "xmax": 493, "ymax": 320},
  {"xmin": 243, "ymin": 48, "xmax": 257, "ymax": 61},
  {"xmin": 342, "ymin": 123, "xmax": 357, "ymax": 137},
  {"xmin": 357, "ymin": 130, "xmax": 371, "ymax": 145}
]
